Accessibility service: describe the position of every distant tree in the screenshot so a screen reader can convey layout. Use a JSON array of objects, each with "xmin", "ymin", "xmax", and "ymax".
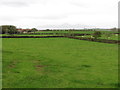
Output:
[
  {"xmin": 105, "ymin": 33, "xmax": 112, "ymax": 39},
  {"xmin": 111, "ymin": 27, "xmax": 117, "ymax": 32},
  {"xmin": 1, "ymin": 25, "xmax": 8, "ymax": 34},
  {"xmin": 27, "ymin": 30, "xmax": 32, "ymax": 33},
  {"xmin": 1, "ymin": 25, "xmax": 17, "ymax": 34},
  {"xmin": 0, "ymin": 26, "xmax": 2, "ymax": 34},
  {"xmin": 31, "ymin": 28, "xmax": 38, "ymax": 33},
  {"xmin": 8, "ymin": 26, "xmax": 17, "ymax": 34},
  {"xmin": 46, "ymin": 29, "xmax": 50, "ymax": 31},
  {"xmin": 92, "ymin": 31, "xmax": 102, "ymax": 39},
  {"xmin": 118, "ymin": 28, "xmax": 120, "ymax": 32},
  {"xmin": 68, "ymin": 30, "xmax": 74, "ymax": 37}
]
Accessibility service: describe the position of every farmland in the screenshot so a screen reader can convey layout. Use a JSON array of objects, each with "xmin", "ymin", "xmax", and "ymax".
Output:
[
  {"xmin": 76, "ymin": 34, "xmax": 119, "ymax": 40},
  {"xmin": 0, "ymin": 0, "xmax": 119, "ymax": 88},
  {"xmin": 2, "ymin": 38, "xmax": 118, "ymax": 88},
  {"xmin": 34, "ymin": 30, "xmax": 119, "ymax": 34}
]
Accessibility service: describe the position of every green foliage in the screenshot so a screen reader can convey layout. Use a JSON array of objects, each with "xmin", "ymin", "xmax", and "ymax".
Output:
[
  {"xmin": 111, "ymin": 27, "xmax": 117, "ymax": 32},
  {"xmin": 105, "ymin": 33, "xmax": 112, "ymax": 39},
  {"xmin": 0, "ymin": 26, "xmax": 2, "ymax": 34},
  {"xmin": 27, "ymin": 30, "xmax": 32, "ymax": 33},
  {"xmin": 93, "ymin": 31, "xmax": 102, "ymax": 39},
  {"xmin": 31, "ymin": 28, "xmax": 38, "ymax": 33},
  {"xmin": 46, "ymin": 29, "xmax": 50, "ymax": 31},
  {"xmin": 1, "ymin": 25, "xmax": 18, "ymax": 34}
]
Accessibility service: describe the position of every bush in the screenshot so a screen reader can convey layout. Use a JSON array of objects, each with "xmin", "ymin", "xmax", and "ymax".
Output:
[
  {"xmin": 92, "ymin": 31, "xmax": 102, "ymax": 39},
  {"xmin": 1, "ymin": 25, "xmax": 18, "ymax": 34},
  {"xmin": 105, "ymin": 33, "xmax": 112, "ymax": 39},
  {"xmin": 31, "ymin": 28, "xmax": 38, "ymax": 33}
]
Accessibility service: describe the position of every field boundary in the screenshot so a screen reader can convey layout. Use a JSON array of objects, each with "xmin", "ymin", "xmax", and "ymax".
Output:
[
  {"xmin": 11, "ymin": 33, "xmax": 91, "ymax": 36},
  {"xmin": 66, "ymin": 36, "xmax": 120, "ymax": 44},
  {"xmin": 1, "ymin": 35, "xmax": 119, "ymax": 44},
  {"xmin": 1, "ymin": 36, "xmax": 64, "ymax": 38}
]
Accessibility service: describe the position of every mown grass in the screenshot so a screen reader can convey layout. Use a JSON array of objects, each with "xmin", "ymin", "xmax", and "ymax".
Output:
[{"xmin": 2, "ymin": 38, "xmax": 118, "ymax": 88}]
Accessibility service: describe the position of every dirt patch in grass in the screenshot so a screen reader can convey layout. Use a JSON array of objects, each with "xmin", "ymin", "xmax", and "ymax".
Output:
[
  {"xmin": 9, "ymin": 64, "xmax": 15, "ymax": 68},
  {"xmin": 34, "ymin": 64, "xmax": 58, "ymax": 72},
  {"xmin": 33, "ymin": 60, "xmax": 44, "ymax": 71},
  {"xmin": 35, "ymin": 65, "xmax": 45, "ymax": 71},
  {"xmin": 35, "ymin": 65, "xmax": 45, "ymax": 68},
  {"xmin": 33, "ymin": 60, "xmax": 59, "ymax": 72},
  {"xmin": 8, "ymin": 61, "xmax": 18, "ymax": 68}
]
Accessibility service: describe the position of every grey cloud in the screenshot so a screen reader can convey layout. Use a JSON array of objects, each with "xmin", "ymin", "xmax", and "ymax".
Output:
[
  {"xmin": 0, "ymin": 0, "xmax": 49, "ymax": 7},
  {"xmin": 0, "ymin": 15, "xmax": 68, "ymax": 23},
  {"xmin": 70, "ymin": 1, "xmax": 88, "ymax": 8},
  {"xmin": 72, "ymin": 3, "xmax": 85, "ymax": 7},
  {"xmin": 38, "ymin": 23, "xmax": 93, "ymax": 29},
  {"xmin": 41, "ymin": 15, "xmax": 68, "ymax": 20},
  {"xmin": 0, "ymin": 0, "xmax": 37, "ymax": 7},
  {"xmin": 26, "ymin": 15, "xmax": 68, "ymax": 20},
  {"xmin": 0, "ymin": 1, "xmax": 29, "ymax": 7},
  {"xmin": 0, "ymin": 16, "xmax": 21, "ymax": 22}
]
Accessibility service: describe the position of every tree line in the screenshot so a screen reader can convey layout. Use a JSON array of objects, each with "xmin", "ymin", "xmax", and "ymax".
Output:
[{"xmin": 0, "ymin": 25, "xmax": 38, "ymax": 34}]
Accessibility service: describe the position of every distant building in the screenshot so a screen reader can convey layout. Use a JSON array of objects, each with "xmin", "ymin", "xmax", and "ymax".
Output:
[{"xmin": 16, "ymin": 29, "xmax": 32, "ymax": 33}]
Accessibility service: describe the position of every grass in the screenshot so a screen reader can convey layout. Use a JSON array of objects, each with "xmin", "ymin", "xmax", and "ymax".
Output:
[
  {"xmin": 1, "ymin": 31, "xmax": 119, "ymax": 41},
  {"xmin": 2, "ymin": 38, "xmax": 118, "ymax": 88},
  {"xmin": 1, "ymin": 30, "xmax": 118, "ymax": 37},
  {"xmin": 99, "ymin": 34, "xmax": 119, "ymax": 40},
  {"xmin": 1, "ymin": 34, "xmax": 61, "ymax": 36},
  {"xmin": 0, "ymin": 37, "xmax": 2, "ymax": 89},
  {"xmin": 35, "ymin": 30, "xmax": 118, "ymax": 34},
  {"xmin": 76, "ymin": 34, "xmax": 119, "ymax": 40},
  {"xmin": 35, "ymin": 31, "xmax": 94, "ymax": 34}
]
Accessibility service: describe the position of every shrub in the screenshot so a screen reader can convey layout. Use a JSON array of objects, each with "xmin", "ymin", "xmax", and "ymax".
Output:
[
  {"xmin": 105, "ymin": 33, "xmax": 112, "ymax": 39},
  {"xmin": 1, "ymin": 25, "xmax": 18, "ymax": 34},
  {"xmin": 92, "ymin": 31, "xmax": 102, "ymax": 39}
]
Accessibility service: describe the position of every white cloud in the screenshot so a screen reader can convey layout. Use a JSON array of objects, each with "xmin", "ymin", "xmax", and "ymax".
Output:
[{"xmin": 0, "ymin": 0, "xmax": 119, "ymax": 29}]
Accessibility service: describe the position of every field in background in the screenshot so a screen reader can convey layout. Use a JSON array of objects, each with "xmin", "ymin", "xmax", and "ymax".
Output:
[
  {"xmin": 35, "ymin": 30, "xmax": 119, "ymax": 34},
  {"xmin": 1, "ymin": 34, "xmax": 59, "ymax": 36},
  {"xmin": 35, "ymin": 31, "xmax": 94, "ymax": 34},
  {"xmin": 2, "ymin": 38, "xmax": 118, "ymax": 88},
  {"xmin": 76, "ymin": 34, "xmax": 119, "ymax": 40},
  {"xmin": 1, "ymin": 30, "xmax": 119, "ymax": 41}
]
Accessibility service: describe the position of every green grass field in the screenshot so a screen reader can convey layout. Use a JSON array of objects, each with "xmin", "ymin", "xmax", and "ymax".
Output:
[
  {"xmin": 35, "ymin": 30, "xmax": 118, "ymax": 34},
  {"xmin": 35, "ymin": 31, "xmax": 94, "ymax": 34},
  {"xmin": 2, "ymin": 38, "xmax": 118, "ymax": 88},
  {"xmin": 1, "ymin": 31, "xmax": 119, "ymax": 41},
  {"xmin": 76, "ymin": 34, "xmax": 119, "ymax": 40},
  {"xmin": 0, "ymin": 38, "xmax": 2, "ymax": 89},
  {"xmin": 1, "ymin": 34, "xmax": 61, "ymax": 36}
]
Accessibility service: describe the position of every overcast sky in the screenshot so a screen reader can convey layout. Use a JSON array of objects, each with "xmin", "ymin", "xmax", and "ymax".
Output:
[{"xmin": 0, "ymin": 0, "xmax": 119, "ymax": 29}]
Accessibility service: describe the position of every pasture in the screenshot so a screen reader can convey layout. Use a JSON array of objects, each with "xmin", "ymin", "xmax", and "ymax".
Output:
[
  {"xmin": 2, "ymin": 38, "xmax": 118, "ymax": 88},
  {"xmin": 35, "ymin": 31, "xmax": 94, "ymax": 34},
  {"xmin": 76, "ymin": 34, "xmax": 119, "ymax": 40},
  {"xmin": 35, "ymin": 30, "xmax": 119, "ymax": 34}
]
